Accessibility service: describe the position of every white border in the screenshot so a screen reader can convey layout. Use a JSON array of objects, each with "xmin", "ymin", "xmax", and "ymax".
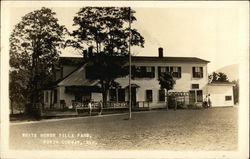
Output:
[{"xmin": 1, "ymin": 1, "xmax": 249, "ymax": 159}]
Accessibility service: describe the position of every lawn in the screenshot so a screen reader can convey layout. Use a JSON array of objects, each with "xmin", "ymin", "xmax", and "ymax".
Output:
[{"xmin": 9, "ymin": 107, "xmax": 238, "ymax": 150}]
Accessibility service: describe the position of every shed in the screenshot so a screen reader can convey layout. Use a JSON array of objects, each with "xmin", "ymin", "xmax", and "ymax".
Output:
[{"xmin": 207, "ymin": 82, "xmax": 235, "ymax": 107}]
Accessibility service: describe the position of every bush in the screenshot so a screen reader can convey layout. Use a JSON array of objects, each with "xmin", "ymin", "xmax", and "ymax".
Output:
[{"xmin": 25, "ymin": 103, "xmax": 43, "ymax": 119}]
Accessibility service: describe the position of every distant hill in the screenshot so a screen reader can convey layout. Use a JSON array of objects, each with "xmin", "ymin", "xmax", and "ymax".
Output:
[{"xmin": 215, "ymin": 64, "xmax": 239, "ymax": 81}]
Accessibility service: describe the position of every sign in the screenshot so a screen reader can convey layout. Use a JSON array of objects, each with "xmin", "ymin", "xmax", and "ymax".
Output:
[{"xmin": 168, "ymin": 92, "xmax": 189, "ymax": 96}]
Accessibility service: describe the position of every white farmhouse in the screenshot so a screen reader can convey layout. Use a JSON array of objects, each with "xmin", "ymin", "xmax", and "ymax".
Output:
[{"xmin": 43, "ymin": 48, "xmax": 235, "ymax": 109}]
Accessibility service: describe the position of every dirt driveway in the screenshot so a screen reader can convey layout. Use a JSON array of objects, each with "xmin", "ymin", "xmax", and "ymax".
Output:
[{"xmin": 10, "ymin": 107, "xmax": 238, "ymax": 150}]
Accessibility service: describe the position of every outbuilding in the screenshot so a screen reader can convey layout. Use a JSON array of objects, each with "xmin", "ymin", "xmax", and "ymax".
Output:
[{"xmin": 207, "ymin": 82, "xmax": 235, "ymax": 107}]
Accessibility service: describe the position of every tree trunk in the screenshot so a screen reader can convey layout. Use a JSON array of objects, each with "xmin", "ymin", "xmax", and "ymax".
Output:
[
  {"xmin": 101, "ymin": 80, "xmax": 107, "ymax": 108},
  {"xmin": 102, "ymin": 90, "xmax": 108, "ymax": 108}
]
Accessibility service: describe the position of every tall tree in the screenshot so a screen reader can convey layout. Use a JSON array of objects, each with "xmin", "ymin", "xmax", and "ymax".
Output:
[
  {"xmin": 158, "ymin": 72, "xmax": 176, "ymax": 110},
  {"xmin": 68, "ymin": 7, "xmax": 144, "ymax": 55},
  {"xmin": 68, "ymin": 7, "xmax": 145, "ymax": 107},
  {"xmin": 9, "ymin": 7, "xmax": 67, "ymax": 114},
  {"xmin": 209, "ymin": 72, "xmax": 229, "ymax": 83}
]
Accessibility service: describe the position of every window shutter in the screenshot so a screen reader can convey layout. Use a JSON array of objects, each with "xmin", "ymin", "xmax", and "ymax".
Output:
[
  {"xmin": 152, "ymin": 67, "xmax": 155, "ymax": 78},
  {"xmin": 141, "ymin": 66, "xmax": 146, "ymax": 72},
  {"xmin": 151, "ymin": 67, "xmax": 155, "ymax": 72},
  {"xmin": 200, "ymin": 67, "xmax": 203, "ymax": 78},
  {"xmin": 192, "ymin": 67, "xmax": 195, "ymax": 77},
  {"xmin": 141, "ymin": 66, "xmax": 146, "ymax": 77},
  {"xmin": 166, "ymin": 67, "xmax": 170, "ymax": 73},
  {"xmin": 170, "ymin": 67, "xmax": 173, "ymax": 73},
  {"xmin": 178, "ymin": 67, "xmax": 181, "ymax": 78},
  {"xmin": 158, "ymin": 66, "xmax": 161, "ymax": 77}
]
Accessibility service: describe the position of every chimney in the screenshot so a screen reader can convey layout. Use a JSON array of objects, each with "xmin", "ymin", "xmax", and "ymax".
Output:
[{"xmin": 158, "ymin": 47, "xmax": 163, "ymax": 58}]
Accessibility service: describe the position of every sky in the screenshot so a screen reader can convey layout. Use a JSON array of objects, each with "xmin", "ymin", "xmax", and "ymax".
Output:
[{"xmin": 6, "ymin": 1, "xmax": 249, "ymax": 74}]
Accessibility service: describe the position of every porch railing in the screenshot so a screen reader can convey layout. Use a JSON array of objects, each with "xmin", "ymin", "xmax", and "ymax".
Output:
[
  {"xmin": 135, "ymin": 101, "xmax": 150, "ymax": 108},
  {"xmin": 74, "ymin": 101, "xmax": 129, "ymax": 109}
]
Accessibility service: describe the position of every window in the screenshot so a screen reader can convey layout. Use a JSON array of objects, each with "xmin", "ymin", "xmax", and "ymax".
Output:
[
  {"xmin": 158, "ymin": 66, "xmax": 169, "ymax": 77},
  {"xmin": 192, "ymin": 67, "xmax": 203, "ymax": 78},
  {"xmin": 158, "ymin": 66, "xmax": 181, "ymax": 78},
  {"xmin": 45, "ymin": 91, "xmax": 49, "ymax": 103},
  {"xmin": 134, "ymin": 66, "xmax": 155, "ymax": 78},
  {"xmin": 54, "ymin": 89, "xmax": 57, "ymax": 103},
  {"xmin": 109, "ymin": 89, "xmax": 125, "ymax": 102},
  {"xmin": 170, "ymin": 66, "xmax": 181, "ymax": 78},
  {"xmin": 118, "ymin": 89, "xmax": 125, "ymax": 102},
  {"xmin": 191, "ymin": 84, "xmax": 199, "ymax": 89},
  {"xmin": 146, "ymin": 66, "xmax": 152, "ymax": 72},
  {"xmin": 146, "ymin": 90, "xmax": 153, "ymax": 102},
  {"xmin": 159, "ymin": 89, "xmax": 165, "ymax": 102},
  {"xmin": 189, "ymin": 90, "xmax": 203, "ymax": 103},
  {"xmin": 161, "ymin": 67, "xmax": 166, "ymax": 72},
  {"xmin": 109, "ymin": 89, "xmax": 116, "ymax": 101},
  {"xmin": 225, "ymin": 96, "xmax": 232, "ymax": 101},
  {"xmin": 75, "ymin": 95, "xmax": 82, "ymax": 102}
]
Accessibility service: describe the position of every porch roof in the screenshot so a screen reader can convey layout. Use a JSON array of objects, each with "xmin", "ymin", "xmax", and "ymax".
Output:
[
  {"xmin": 58, "ymin": 65, "xmax": 99, "ymax": 87},
  {"xmin": 125, "ymin": 83, "xmax": 140, "ymax": 88}
]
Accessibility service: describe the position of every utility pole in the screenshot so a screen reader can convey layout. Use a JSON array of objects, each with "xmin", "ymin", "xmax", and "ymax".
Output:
[{"xmin": 128, "ymin": 7, "xmax": 132, "ymax": 119}]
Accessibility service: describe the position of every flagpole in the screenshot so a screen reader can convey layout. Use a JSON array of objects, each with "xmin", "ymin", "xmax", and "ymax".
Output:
[{"xmin": 129, "ymin": 7, "xmax": 132, "ymax": 119}]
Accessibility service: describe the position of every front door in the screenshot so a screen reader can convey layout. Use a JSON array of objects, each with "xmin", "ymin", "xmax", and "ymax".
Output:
[
  {"xmin": 189, "ymin": 90, "xmax": 203, "ymax": 104},
  {"xmin": 189, "ymin": 90, "xmax": 196, "ymax": 104}
]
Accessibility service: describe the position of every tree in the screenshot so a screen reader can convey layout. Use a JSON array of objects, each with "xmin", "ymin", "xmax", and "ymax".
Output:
[
  {"xmin": 9, "ymin": 7, "xmax": 67, "ymax": 115},
  {"xmin": 68, "ymin": 7, "xmax": 145, "ymax": 107},
  {"xmin": 85, "ymin": 53, "xmax": 129, "ymax": 107},
  {"xmin": 9, "ymin": 70, "xmax": 29, "ymax": 114},
  {"xmin": 232, "ymin": 80, "xmax": 239, "ymax": 104},
  {"xmin": 208, "ymin": 72, "xmax": 229, "ymax": 83},
  {"xmin": 158, "ymin": 72, "xmax": 176, "ymax": 110}
]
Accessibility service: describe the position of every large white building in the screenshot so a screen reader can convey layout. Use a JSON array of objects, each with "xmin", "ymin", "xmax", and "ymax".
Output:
[{"xmin": 43, "ymin": 48, "xmax": 235, "ymax": 109}]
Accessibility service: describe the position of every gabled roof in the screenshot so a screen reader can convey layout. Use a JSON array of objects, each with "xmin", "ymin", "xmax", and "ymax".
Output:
[{"xmin": 58, "ymin": 64, "xmax": 99, "ymax": 86}]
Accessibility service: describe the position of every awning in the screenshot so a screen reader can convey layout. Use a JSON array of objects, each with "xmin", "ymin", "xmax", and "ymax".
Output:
[{"xmin": 125, "ymin": 83, "xmax": 140, "ymax": 88}]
